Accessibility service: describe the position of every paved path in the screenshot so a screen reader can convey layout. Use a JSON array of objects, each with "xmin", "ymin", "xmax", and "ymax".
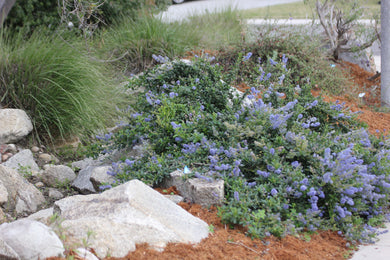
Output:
[
  {"xmin": 160, "ymin": 0, "xmax": 302, "ymax": 22},
  {"xmin": 350, "ymin": 223, "xmax": 390, "ymax": 260}
]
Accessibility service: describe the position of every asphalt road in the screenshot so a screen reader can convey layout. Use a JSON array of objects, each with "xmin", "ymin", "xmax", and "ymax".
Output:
[{"xmin": 160, "ymin": 0, "xmax": 303, "ymax": 22}]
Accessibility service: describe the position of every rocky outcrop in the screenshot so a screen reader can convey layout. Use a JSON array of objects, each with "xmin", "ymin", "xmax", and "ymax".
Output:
[
  {"xmin": 54, "ymin": 180, "xmax": 209, "ymax": 258},
  {"xmin": 0, "ymin": 109, "xmax": 33, "ymax": 144}
]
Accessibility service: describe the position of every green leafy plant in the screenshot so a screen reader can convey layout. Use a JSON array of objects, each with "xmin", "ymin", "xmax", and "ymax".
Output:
[{"xmin": 87, "ymin": 48, "xmax": 390, "ymax": 244}]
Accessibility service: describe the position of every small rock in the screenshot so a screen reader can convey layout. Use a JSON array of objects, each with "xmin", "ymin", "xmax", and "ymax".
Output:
[
  {"xmin": 0, "ymin": 144, "xmax": 8, "ymax": 154},
  {"xmin": 38, "ymin": 153, "xmax": 52, "ymax": 163},
  {"xmin": 31, "ymin": 146, "xmax": 40, "ymax": 153},
  {"xmin": 41, "ymin": 165, "xmax": 76, "ymax": 187},
  {"xmin": 2, "ymin": 149, "xmax": 39, "ymax": 173},
  {"xmin": 71, "ymin": 166, "xmax": 97, "ymax": 194},
  {"xmin": 1, "ymin": 153, "xmax": 12, "ymax": 162},
  {"xmin": 48, "ymin": 188, "xmax": 64, "ymax": 200},
  {"xmin": 90, "ymin": 166, "xmax": 115, "ymax": 191},
  {"xmin": 35, "ymin": 182, "xmax": 44, "ymax": 188},
  {"xmin": 75, "ymin": 248, "xmax": 99, "ymax": 260},
  {"xmin": 5, "ymin": 144, "xmax": 17, "ymax": 154}
]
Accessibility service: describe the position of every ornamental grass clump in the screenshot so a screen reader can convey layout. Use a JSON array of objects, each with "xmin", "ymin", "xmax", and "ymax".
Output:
[
  {"xmin": 0, "ymin": 30, "xmax": 123, "ymax": 142},
  {"xmin": 93, "ymin": 53, "xmax": 390, "ymax": 244}
]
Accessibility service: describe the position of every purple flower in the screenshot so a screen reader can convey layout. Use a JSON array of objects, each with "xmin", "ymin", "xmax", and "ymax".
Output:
[
  {"xmin": 271, "ymin": 188, "xmax": 278, "ymax": 196},
  {"xmin": 171, "ymin": 122, "xmax": 182, "ymax": 129},
  {"xmin": 323, "ymin": 172, "xmax": 333, "ymax": 183},
  {"xmin": 234, "ymin": 191, "xmax": 240, "ymax": 201},
  {"xmin": 169, "ymin": 92, "xmax": 178, "ymax": 98},
  {"xmin": 291, "ymin": 161, "xmax": 300, "ymax": 168},
  {"xmin": 243, "ymin": 52, "xmax": 252, "ymax": 61},
  {"xmin": 307, "ymin": 187, "xmax": 316, "ymax": 197},
  {"xmin": 300, "ymin": 185, "xmax": 307, "ymax": 191},
  {"xmin": 257, "ymin": 170, "xmax": 270, "ymax": 178},
  {"xmin": 125, "ymin": 159, "xmax": 135, "ymax": 166},
  {"xmin": 282, "ymin": 54, "xmax": 288, "ymax": 64},
  {"xmin": 247, "ymin": 181, "xmax": 257, "ymax": 187},
  {"xmin": 269, "ymin": 58, "xmax": 278, "ymax": 66}
]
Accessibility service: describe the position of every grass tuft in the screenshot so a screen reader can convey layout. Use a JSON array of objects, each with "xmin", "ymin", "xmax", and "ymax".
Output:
[{"xmin": 0, "ymin": 29, "xmax": 124, "ymax": 143}]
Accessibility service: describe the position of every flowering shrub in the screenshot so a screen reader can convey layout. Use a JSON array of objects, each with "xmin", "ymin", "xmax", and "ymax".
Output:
[{"xmin": 93, "ymin": 53, "xmax": 390, "ymax": 243}]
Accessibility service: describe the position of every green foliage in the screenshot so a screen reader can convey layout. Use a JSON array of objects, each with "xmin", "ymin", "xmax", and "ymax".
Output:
[
  {"xmin": 94, "ymin": 53, "xmax": 390, "ymax": 244},
  {"xmin": 0, "ymin": 29, "xmax": 124, "ymax": 143},
  {"xmin": 100, "ymin": 8, "xmax": 244, "ymax": 74},
  {"xmin": 5, "ymin": 0, "xmax": 171, "ymax": 32},
  {"xmin": 5, "ymin": 0, "xmax": 59, "ymax": 31},
  {"xmin": 217, "ymin": 32, "xmax": 348, "ymax": 95},
  {"xmin": 100, "ymin": 14, "xmax": 196, "ymax": 73}
]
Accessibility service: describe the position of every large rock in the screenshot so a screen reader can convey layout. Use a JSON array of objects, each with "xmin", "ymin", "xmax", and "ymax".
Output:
[
  {"xmin": 0, "ymin": 165, "xmax": 45, "ymax": 216},
  {"xmin": 0, "ymin": 219, "xmax": 64, "ymax": 260},
  {"xmin": 0, "ymin": 109, "xmax": 33, "ymax": 144},
  {"xmin": 41, "ymin": 165, "xmax": 76, "ymax": 187},
  {"xmin": 54, "ymin": 179, "xmax": 209, "ymax": 258},
  {"xmin": 2, "ymin": 149, "xmax": 39, "ymax": 173}
]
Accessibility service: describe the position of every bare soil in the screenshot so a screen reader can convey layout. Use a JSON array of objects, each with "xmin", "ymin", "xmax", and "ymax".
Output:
[{"xmin": 51, "ymin": 62, "xmax": 387, "ymax": 260}]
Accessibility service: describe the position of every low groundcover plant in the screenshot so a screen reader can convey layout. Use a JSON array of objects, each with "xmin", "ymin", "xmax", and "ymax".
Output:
[{"xmin": 92, "ymin": 53, "xmax": 390, "ymax": 244}]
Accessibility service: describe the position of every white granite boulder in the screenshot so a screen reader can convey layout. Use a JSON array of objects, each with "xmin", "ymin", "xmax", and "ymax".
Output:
[
  {"xmin": 54, "ymin": 179, "xmax": 209, "ymax": 258},
  {"xmin": 0, "ymin": 109, "xmax": 33, "ymax": 144},
  {"xmin": 0, "ymin": 219, "xmax": 64, "ymax": 260}
]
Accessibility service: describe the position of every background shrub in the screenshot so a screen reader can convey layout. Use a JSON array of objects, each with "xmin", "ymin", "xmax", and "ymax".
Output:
[{"xmin": 5, "ymin": 0, "xmax": 171, "ymax": 32}]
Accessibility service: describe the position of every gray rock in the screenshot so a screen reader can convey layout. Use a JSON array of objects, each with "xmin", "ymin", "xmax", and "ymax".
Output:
[
  {"xmin": 162, "ymin": 170, "xmax": 224, "ymax": 207},
  {"xmin": 187, "ymin": 178, "xmax": 224, "ymax": 207},
  {"xmin": 38, "ymin": 153, "xmax": 52, "ymax": 164},
  {"xmin": 41, "ymin": 165, "xmax": 76, "ymax": 187},
  {"xmin": 34, "ymin": 182, "xmax": 44, "ymax": 188},
  {"xmin": 28, "ymin": 208, "xmax": 54, "ymax": 225},
  {"xmin": 71, "ymin": 166, "xmax": 97, "ymax": 194},
  {"xmin": 0, "ymin": 165, "xmax": 45, "ymax": 216},
  {"xmin": 0, "ymin": 238, "xmax": 20, "ymax": 260},
  {"xmin": 0, "ymin": 180, "xmax": 8, "ymax": 206},
  {"xmin": 0, "ymin": 109, "xmax": 33, "ymax": 144},
  {"xmin": 71, "ymin": 157, "xmax": 103, "ymax": 171},
  {"xmin": 54, "ymin": 179, "xmax": 209, "ymax": 258},
  {"xmin": 0, "ymin": 219, "xmax": 64, "ymax": 260},
  {"xmin": 48, "ymin": 188, "xmax": 64, "ymax": 200},
  {"xmin": 2, "ymin": 149, "xmax": 39, "ymax": 173},
  {"xmin": 30, "ymin": 146, "xmax": 40, "ymax": 153},
  {"xmin": 89, "ymin": 166, "xmax": 115, "ymax": 191}
]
